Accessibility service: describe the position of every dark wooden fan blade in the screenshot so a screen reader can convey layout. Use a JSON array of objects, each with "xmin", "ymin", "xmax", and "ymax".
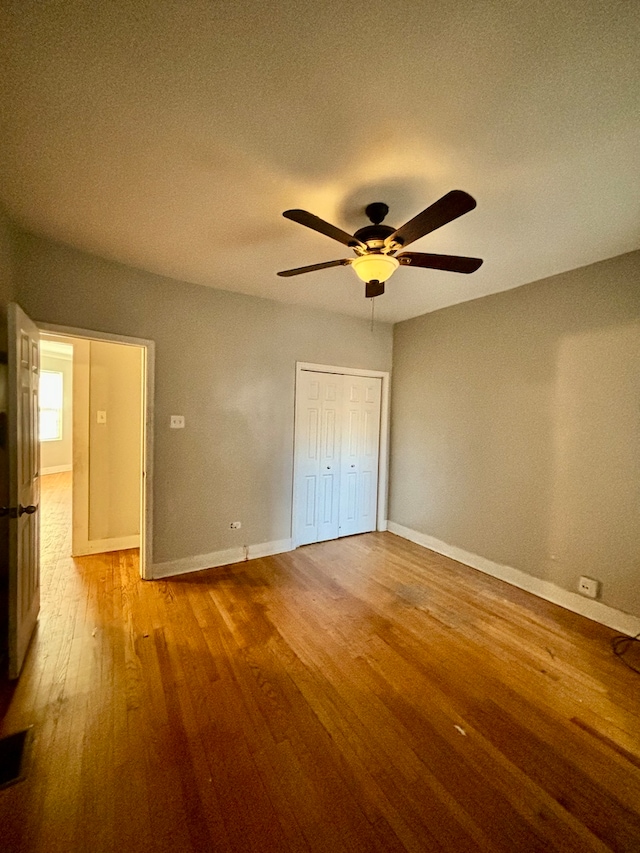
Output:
[
  {"xmin": 386, "ymin": 191, "xmax": 477, "ymax": 248},
  {"xmin": 397, "ymin": 252, "xmax": 483, "ymax": 274},
  {"xmin": 283, "ymin": 210, "xmax": 365, "ymax": 249},
  {"xmin": 277, "ymin": 259, "xmax": 351, "ymax": 277}
]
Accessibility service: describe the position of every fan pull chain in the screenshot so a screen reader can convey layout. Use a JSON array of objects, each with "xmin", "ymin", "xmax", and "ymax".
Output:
[{"xmin": 370, "ymin": 296, "xmax": 375, "ymax": 332}]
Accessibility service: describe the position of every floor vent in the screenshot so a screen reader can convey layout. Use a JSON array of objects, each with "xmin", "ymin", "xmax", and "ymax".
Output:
[{"xmin": 0, "ymin": 728, "xmax": 31, "ymax": 789}]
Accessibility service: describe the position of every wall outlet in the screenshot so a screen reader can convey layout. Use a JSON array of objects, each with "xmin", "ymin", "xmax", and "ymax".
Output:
[
  {"xmin": 170, "ymin": 415, "xmax": 185, "ymax": 429},
  {"xmin": 578, "ymin": 576, "xmax": 600, "ymax": 599},
  {"xmin": 229, "ymin": 521, "xmax": 242, "ymax": 529},
  {"xmin": 97, "ymin": 410, "xmax": 107, "ymax": 424}
]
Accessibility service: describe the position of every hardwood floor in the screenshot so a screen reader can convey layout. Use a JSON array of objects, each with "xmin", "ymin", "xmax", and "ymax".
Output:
[{"xmin": 1, "ymin": 475, "xmax": 639, "ymax": 851}]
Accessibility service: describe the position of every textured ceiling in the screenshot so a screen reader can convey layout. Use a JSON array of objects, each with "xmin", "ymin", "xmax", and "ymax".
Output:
[{"xmin": 1, "ymin": 1, "xmax": 639, "ymax": 323}]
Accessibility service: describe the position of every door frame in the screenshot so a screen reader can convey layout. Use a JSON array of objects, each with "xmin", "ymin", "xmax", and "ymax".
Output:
[
  {"xmin": 292, "ymin": 362, "xmax": 390, "ymax": 547},
  {"xmin": 38, "ymin": 322, "xmax": 155, "ymax": 579}
]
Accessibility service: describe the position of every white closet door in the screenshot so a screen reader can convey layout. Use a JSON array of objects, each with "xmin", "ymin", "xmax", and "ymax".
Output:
[
  {"xmin": 294, "ymin": 371, "xmax": 343, "ymax": 545},
  {"xmin": 338, "ymin": 376, "xmax": 382, "ymax": 537}
]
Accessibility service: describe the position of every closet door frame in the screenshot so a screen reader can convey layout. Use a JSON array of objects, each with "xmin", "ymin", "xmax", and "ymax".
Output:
[{"xmin": 292, "ymin": 362, "xmax": 390, "ymax": 547}]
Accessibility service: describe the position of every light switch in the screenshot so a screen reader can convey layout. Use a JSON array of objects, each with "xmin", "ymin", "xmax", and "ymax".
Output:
[
  {"xmin": 170, "ymin": 415, "xmax": 185, "ymax": 429},
  {"xmin": 97, "ymin": 410, "xmax": 107, "ymax": 424}
]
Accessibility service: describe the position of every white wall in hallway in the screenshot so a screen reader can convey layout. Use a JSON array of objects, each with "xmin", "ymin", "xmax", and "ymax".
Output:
[{"xmin": 72, "ymin": 338, "xmax": 143, "ymax": 555}]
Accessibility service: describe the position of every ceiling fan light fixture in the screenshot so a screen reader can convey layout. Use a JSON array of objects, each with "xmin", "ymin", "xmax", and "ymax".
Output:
[{"xmin": 351, "ymin": 253, "xmax": 399, "ymax": 284}]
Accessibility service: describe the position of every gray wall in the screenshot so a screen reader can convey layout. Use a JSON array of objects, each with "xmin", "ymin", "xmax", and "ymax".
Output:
[
  {"xmin": 12, "ymin": 230, "xmax": 393, "ymax": 566},
  {"xmin": 0, "ymin": 210, "xmax": 15, "ymax": 346},
  {"xmin": 390, "ymin": 250, "xmax": 640, "ymax": 618}
]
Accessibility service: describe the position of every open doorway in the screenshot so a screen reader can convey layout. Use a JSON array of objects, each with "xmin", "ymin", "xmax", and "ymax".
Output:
[
  {"xmin": 5, "ymin": 303, "xmax": 155, "ymax": 678},
  {"xmin": 38, "ymin": 330, "xmax": 150, "ymax": 581}
]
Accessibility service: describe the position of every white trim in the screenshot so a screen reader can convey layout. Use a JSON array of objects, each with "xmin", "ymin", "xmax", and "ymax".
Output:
[
  {"xmin": 152, "ymin": 538, "xmax": 293, "ymax": 579},
  {"xmin": 293, "ymin": 362, "xmax": 391, "ymax": 547},
  {"xmin": 37, "ymin": 323, "xmax": 153, "ymax": 350},
  {"xmin": 37, "ymin": 322, "xmax": 155, "ymax": 579},
  {"xmin": 73, "ymin": 535, "xmax": 140, "ymax": 557},
  {"xmin": 248, "ymin": 537, "xmax": 294, "ymax": 560},
  {"xmin": 141, "ymin": 344, "xmax": 154, "ymax": 579},
  {"xmin": 387, "ymin": 521, "xmax": 640, "ymax": 636},
  {"xmin": 41, "ymin": 464, "xmax": 72, "ymax": 475},
  {"xmin": 39, "ymin": 337, "xmax": 74, "ymax": 360}
]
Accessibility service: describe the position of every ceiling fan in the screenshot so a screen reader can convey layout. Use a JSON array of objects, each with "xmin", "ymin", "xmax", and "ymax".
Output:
[{"xmin": 278, "ymin": 190, "xmax": 483, "ymax": 298}]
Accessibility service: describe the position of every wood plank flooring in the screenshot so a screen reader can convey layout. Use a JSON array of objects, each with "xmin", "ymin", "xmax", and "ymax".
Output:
[{"xmin": 1, "ymin": 472, "xmax": 639, "ymax": 851}]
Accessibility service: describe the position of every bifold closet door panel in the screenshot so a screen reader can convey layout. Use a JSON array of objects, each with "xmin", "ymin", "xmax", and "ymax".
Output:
[
  {"xmin": 339, "ymin": 376, "xmax": 382, "ymax": 537},
  {"xmin": 294, "ymin": 371, "xmax": 343, "ymax": 545}
]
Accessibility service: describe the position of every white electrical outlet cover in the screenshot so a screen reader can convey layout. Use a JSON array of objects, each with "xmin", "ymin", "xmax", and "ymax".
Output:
[
  {"xmin": 170, "ymin": 415, "xmax": 185, "ymax": 429},
  {"xmin": 578, "ymin": 576, "xmax": 599, "ymax": 598}
]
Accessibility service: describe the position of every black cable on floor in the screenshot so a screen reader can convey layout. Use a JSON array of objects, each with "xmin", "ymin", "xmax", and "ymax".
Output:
[{"xmin": 611, "ymin": 632, "xmax": 640, "ymax": 675}]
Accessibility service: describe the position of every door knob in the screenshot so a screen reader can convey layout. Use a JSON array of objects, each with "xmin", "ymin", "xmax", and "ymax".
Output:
[{"xmin": 0, "ymin": 504, "xmax": 38, "ymax": 518}]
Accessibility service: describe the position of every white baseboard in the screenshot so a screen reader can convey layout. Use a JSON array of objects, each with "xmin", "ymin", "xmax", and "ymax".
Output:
[
  {"xmin": 41, "ymin": 464, "xmax": 72, "ymax": 475},
  {"xmin": 73, "ymin": 534, "xmax": 140, "ymax": 557},
  {"xmin": 152, "ymin": 538, "xmax": 294, "ymax": 579},
  {"xmin": 387, "ymin": 521, "xmax": 640, "ymax": 636}
]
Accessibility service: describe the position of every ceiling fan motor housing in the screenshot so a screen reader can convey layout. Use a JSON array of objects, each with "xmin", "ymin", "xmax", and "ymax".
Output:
[
  {"xmin": 353, "ymin": 223, "xmax": 396, "ymax": 247},
  {"xmin": 353, "ymin": 202, "xmax": 397, "ymax": 249}
]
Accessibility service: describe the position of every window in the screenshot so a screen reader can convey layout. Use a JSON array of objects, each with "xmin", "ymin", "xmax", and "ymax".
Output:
[{"xmin": 39, "ymin": 370, "xmax": 64, "ymax": 441}]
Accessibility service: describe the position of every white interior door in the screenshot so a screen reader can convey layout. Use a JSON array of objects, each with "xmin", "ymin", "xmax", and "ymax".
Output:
[
  {"xmin": 339, "ymin": 376, "xmax": 382, "ymax": 537},
  {"xmin": 6, "ymin": 303, "xmax": 41, "ymax": 679},
  {"xmin": 293, "ymin": 369, "xmax": 382, "ymax": 546},
  {"xmin": 294, "ymin": 370, "xmax": 343, "ymax": 546}
]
